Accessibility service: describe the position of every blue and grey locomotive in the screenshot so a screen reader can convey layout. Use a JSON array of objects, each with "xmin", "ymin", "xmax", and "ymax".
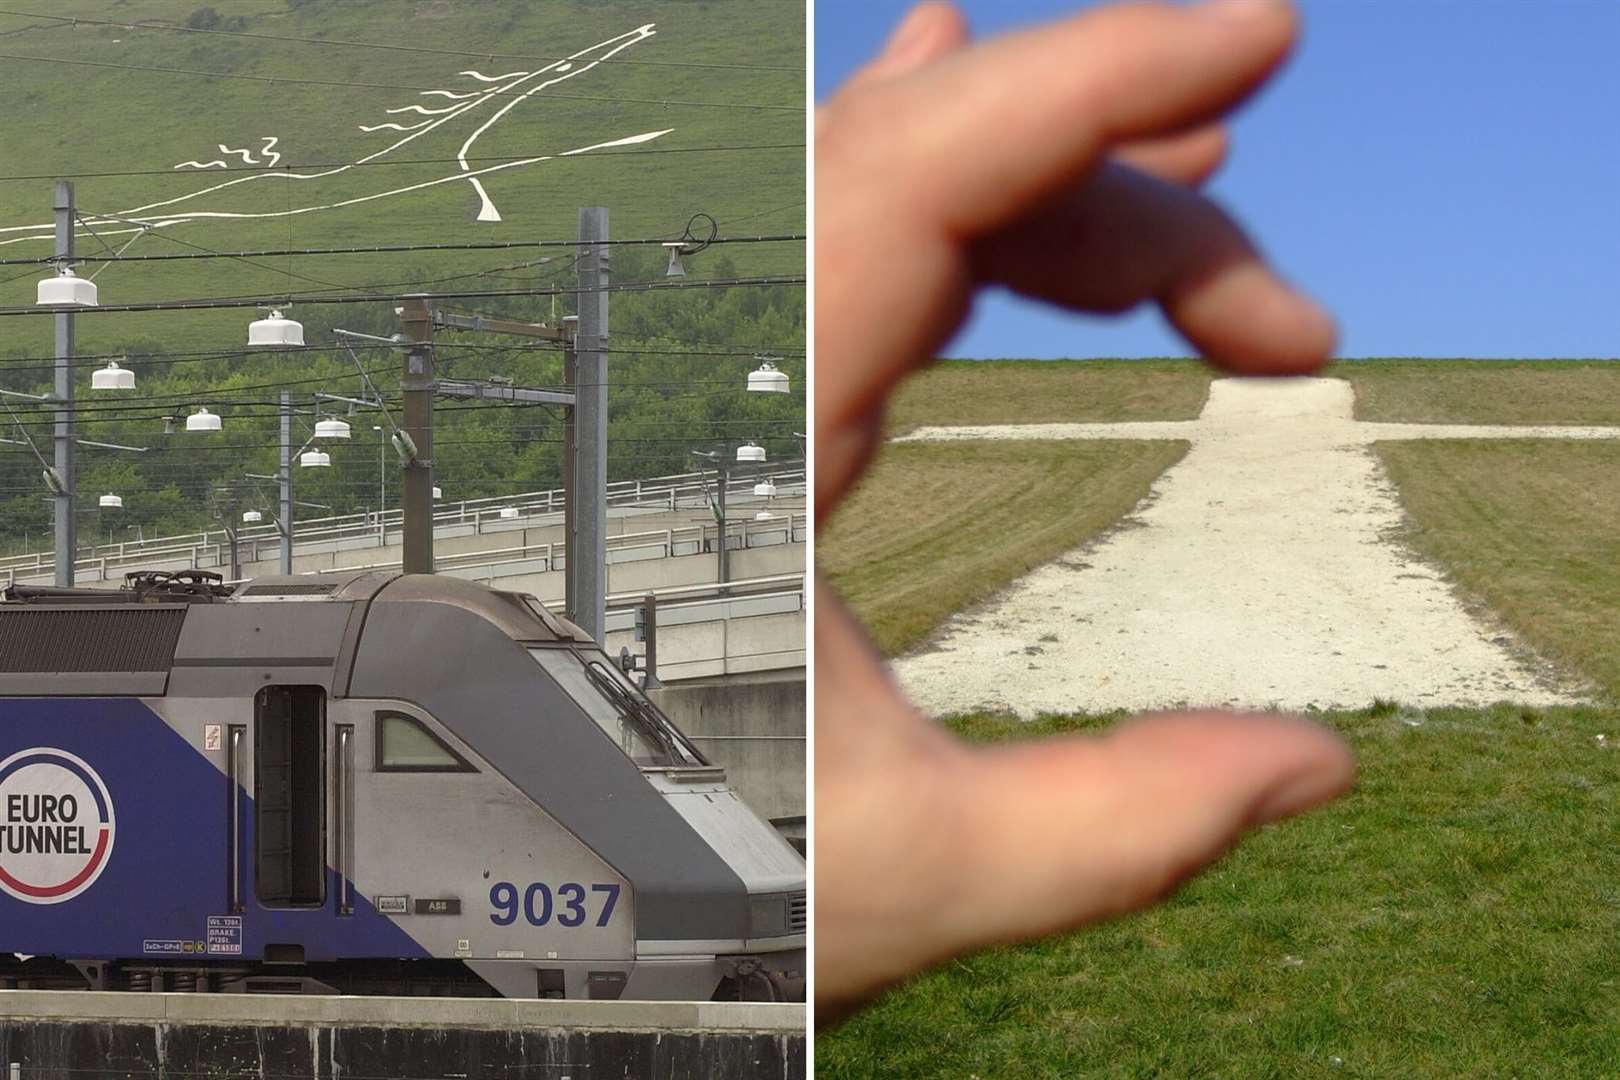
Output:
[{"xmin": 0, "ymin": 569, "xmax": 804, "ymax": 1000}]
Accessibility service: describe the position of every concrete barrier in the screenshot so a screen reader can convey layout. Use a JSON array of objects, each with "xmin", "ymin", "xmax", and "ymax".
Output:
[
  {"xmin": 0, "ymin": 992, "xmax": 805, "ymax": 1079},
  {"xmin": 651, "ymin": 677, "xmax": 806, "ymax": 824}
]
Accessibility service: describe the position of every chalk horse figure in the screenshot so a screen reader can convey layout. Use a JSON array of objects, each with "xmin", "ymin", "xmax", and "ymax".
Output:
[{"xmin": 0, "ymin": 25, "xmax": 671, "ymax": 248}]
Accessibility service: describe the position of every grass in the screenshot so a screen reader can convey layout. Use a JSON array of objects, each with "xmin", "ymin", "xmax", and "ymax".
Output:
[
  {"xmin": 884, "ymin": 359, "xmax": 1212, "ymax": 435},
  {"xmin": 819, "ymin": 703, "xmax": 1620, "ymax": 1079},
  {"xmin": 0, "ymin": 0, "xmax": 805, "ymax": 353},
  {"xmin": 1333, "ymin": 359, "xmax": 1620, "ymax": 423},
  {"xmin": 821, "ymin": 364, "xmax": 1620, "ymax": 1076},
  {"xmin": 1376, "ymin": 439, "xmax": 1620, "ymax": 697},
  {"xmin": 817, "ymin": 439, "xmax": 1187, "ymax": 656},
  {"xmin": 880, "ymin": 358, "xmax": 1620, "ymax": 432}
]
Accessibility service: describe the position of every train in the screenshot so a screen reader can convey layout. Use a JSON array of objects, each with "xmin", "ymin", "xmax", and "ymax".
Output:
[{"xmin": 0, "ymin": 569, "xmax": 804, "ymax": 1001}]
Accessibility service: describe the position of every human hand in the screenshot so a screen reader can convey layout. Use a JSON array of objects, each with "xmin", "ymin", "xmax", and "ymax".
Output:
[{"xmin": 814, "ymin": 0, "xmax": 1355, "ymax": 1021}]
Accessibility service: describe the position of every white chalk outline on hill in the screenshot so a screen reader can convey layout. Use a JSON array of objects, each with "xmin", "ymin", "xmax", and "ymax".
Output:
[
  {"xmin": 0, "ymin": 24, "xmax": 664, "ymax": 246},
  {"xmin": 888, "ymin": 377, "xmax": 1612, "ymax": 718}
]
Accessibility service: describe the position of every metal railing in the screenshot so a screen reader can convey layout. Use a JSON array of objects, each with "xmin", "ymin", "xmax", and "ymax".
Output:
[
  {"xmin": 219, "ymin": 515, "xmax": 809, "ymax": 584},
  {"xmin": 0, "ymin": 461, "xmax": 805, "ymax": 584}
]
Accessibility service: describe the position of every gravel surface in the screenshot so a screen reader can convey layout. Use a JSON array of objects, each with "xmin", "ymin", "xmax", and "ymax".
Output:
[{"xmin": 889, "ymin": 377, "xmax": 1605, "ymax": 718}]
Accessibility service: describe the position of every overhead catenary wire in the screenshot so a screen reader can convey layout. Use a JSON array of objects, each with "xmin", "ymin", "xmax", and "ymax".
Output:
[
  {"xmin": 0, "ymin": 234, "xmax": 805, "ymax": 267},
  {"xmin": 0, "ymin": 276, "xmax": 804, "ymax": 316},
  {"xmin": 0, "ymin": 8, "xmax": 802, "ymax": 72},
  {"xmin": 0, "ymin": 389, "xmax": 803, "ymax": 420}
]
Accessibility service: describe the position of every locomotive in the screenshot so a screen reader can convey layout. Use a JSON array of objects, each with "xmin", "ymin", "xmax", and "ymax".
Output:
[{"xmin": 0, "ymin": 569, "xmax": 804, "ymax": 1000}]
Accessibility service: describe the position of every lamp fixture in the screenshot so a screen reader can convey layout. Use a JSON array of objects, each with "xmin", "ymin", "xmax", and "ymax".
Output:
[
  {"xmin": 746, "ymin": 360, "xmax": 789, "ymax": 394},
  {"xmin": 36, "ymin": 266, "xmax": 97, "ymax": 307},
  {"xmin": 247, "ymin": 308, "xmax": 304, "ymax": 348},
  {"xmin": 91, "ymin": 360, "xmax": 135, "ymax": 390},
  {"xmin": 185, "ymin": 407, "xmax": 221, "ymax": 433},
  {"xmin": 98, "ymin": 492, "xmax": 122, "ymax": 509},
  {"xmin": 736, "ymin": 442, "xmax": 766, "ymax": 463},
  {"xmin": 299, "ymin": 448, "xmax": 331, "ymax": 468}
]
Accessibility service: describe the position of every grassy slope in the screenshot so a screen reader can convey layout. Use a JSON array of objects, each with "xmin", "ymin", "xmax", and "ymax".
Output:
[
  {"xmin": 0, "ymin": 0, "xmax": 805, "ymax": 352},
  {"xmin": 1377, "ymin": 439, "xmax": 1620, "ymax": 697},
  {"xmin": 821, "ymin": 703, "xmax": 1620, "ymax": 1079},
  {"xmin": 0, "ymin": 1, "xmax": 804, "ymax": 548},
  {"xmin": 1332, "ymin": 359, "xmax": 1620, "ymax": 423},
  {"xmin": 818, "ymin": 440, "xmax": 1187, "ymax": 656},
  {"xmin": 823, "ymin": 361, "xmax": 1620, "ymax": 1077},
  {"xmin": 882, "ymin": 358, "xmax": 1620, "ymax": 431},
  {"xmin": 884, "ymin": 359, "xmax": 1212, "ymax": 434}
]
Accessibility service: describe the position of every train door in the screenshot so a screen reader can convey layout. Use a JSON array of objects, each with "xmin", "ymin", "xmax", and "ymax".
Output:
[{"xmin": 254, "ymin": 686, "xmax": 326, "ymax": 908}]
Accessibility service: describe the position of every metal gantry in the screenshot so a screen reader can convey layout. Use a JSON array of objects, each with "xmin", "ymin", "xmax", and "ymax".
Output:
[{"xmin": 15, "ymin": 190, "xmax": 800, "ymax": 650}]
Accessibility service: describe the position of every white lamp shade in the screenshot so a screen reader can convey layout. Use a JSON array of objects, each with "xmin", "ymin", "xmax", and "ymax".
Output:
[
  {"xmin": 736, "ymin": 442, "xmax": 766, "ymax": 463},
  {"xmin": 241, "ymin": 510, "xmax": 263, "ymax": 524},
  {"xmin": 248, "ymin": 309, "xmax": 304, "ymax": 347},
  {"xmin": 499, "ymin": 506, "xmax": 520, "ymax": 519},
  {"xmin": 91, "ymin": 360, "xmax": 135, "ymax": 390},
  {"xmin": 753, "ymin": 480, "xmax": 777, "ymax": 498},
  {"xmin": 185, "ymin": 407, "xmax": 221, "ymax": 432},
  {"xmin": 314, "ymin": 417, "xmax": 351, "ymax": 440},
  {"xmin": 432, "ymin": 486, "xmax": 443, "ymax": 500},
  {"xmin": 747, "ymin": 361, "xmax": 789, "ymax": 393},
  {"xmin": 37, "ymin": 267, "xmax": 97, "ymax": 307},
  {"xmin": 98, "ymin": 493, "xmax": 122, "ymax": 509},
  {"xmin": 754, "ymin": 510, "xmax": 773, "ymax": 522},
  {"xmin": 299, "ymin": 449, "xmax": 331, "ymax": 468}
]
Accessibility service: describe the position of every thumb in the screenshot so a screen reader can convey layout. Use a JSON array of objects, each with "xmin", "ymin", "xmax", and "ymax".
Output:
[
  {"xmin": 842, "ymin": 3, "xmax": 971, "ymax": 89},
  {"xmin": 931, "ymin": 711, "xmax": 1355, "ymax": 955}
]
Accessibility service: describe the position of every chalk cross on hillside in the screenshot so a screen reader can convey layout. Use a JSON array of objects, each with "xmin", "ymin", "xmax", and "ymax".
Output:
[{"xmin": 889, "ymin": 377, "xmax": 1617, "ymax": 719}]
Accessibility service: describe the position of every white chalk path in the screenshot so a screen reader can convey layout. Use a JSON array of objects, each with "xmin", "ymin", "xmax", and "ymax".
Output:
[
  {"xmin": 890, "ymin": 377, "xmax": 1617, "ymax": 717},
  {"xmin": 0, "ymin": 25, "xmax": 663, "ymax": 246}
]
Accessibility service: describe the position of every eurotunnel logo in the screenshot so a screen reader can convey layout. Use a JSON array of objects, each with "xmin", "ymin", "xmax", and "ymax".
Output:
[{"xmin": 0, "ymin": 748, "xmax": 115, "ymax": 904}]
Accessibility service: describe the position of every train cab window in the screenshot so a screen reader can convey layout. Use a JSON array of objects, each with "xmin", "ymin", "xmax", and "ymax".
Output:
[
  {"xmin": 528, "ymin": 647, "xmax": 708, "ymax": 768},
  {"xmin": 254, "ymin": 686, "xmax": 325, "ymax": 908},
  {"xmin": 376, "ymin": 712, "xmax": 474, "ymax": 772}
]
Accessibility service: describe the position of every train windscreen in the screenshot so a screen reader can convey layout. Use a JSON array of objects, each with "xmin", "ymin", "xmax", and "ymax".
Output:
[{"xmin": 527, "ymin": 647, "xmax": 708, "ymax": 768}]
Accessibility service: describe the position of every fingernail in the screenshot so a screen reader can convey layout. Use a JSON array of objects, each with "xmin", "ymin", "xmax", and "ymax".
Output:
[{"xmin": 887, "ymin": 5, "xmax": 932, "ymax": 51}]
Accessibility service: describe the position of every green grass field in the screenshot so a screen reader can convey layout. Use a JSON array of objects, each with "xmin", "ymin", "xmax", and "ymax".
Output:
[
  {"xmin": 1376, "ymin": 439, "xmax": 1620, "ymax": 695},
  {"xmin": 0, "ymin": 0, "xmax": 806, "ymax": 352},
  {"xmin": 1335, "ymin": 359, "xmax": 1620, "ymax": 423},
  {"xmin": 0, "ymin": 1, "xmax": 805, "ymax": 549},
  {"xmin": 884, "ymin": 359, "xmax": 1212, "ymax": 434},
  {"xmin": 879, "ymin": 357, "xmax": 1620, "ymax": 433},
  {"xmin": 820, "ymin": 360, "xmax": 1620, "ymax": 1078},
  {"xmin": 819, "ymin": 440, "xmax": 1187, "ymax": 656},
  {"xmin": 821, "ymin": 702, "xmax": 1620, "ymax": 1078}
]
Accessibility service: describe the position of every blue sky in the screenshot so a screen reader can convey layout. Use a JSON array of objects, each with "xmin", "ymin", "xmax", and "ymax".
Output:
[{"xmin": 816, "ymin": 0, "xmax": 1620, "ymax": 359}]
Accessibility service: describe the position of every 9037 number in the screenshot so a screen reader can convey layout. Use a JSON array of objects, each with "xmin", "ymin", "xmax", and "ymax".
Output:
[{"xmin": 489, "ymin": 881, "xmax": 620, "ymax": 928}]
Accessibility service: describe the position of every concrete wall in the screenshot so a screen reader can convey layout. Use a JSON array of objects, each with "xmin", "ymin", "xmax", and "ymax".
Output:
[
  {"xmin": 651, "ymin": 678, "xmax": 806, "ymax": 824},
  {"xmin": 0, "ymin": 993, "xmax": 804, "ymax": 1080}
]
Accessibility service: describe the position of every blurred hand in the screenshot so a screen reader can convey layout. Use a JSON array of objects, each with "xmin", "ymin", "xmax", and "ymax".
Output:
[{"xmin": 815, "ymin": 0, "xmax": 1354, "ymax": 1022}]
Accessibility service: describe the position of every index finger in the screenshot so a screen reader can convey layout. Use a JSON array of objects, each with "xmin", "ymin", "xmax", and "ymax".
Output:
[{"xmin": 821, "ymin": 0, "xmax": 1299, "ymax": 236}]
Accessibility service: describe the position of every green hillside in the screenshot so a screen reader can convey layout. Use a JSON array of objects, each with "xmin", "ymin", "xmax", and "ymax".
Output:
[{"xmin": 0, "ymin": 0, "xmax": 805, "ymax": 553}]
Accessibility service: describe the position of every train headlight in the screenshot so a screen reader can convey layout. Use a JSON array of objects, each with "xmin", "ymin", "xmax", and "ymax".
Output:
[{"xmin": 749, "ymin": 896, "xmax": 788, "ymax": 937}]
